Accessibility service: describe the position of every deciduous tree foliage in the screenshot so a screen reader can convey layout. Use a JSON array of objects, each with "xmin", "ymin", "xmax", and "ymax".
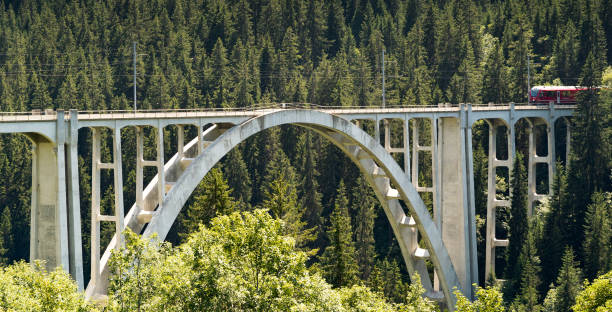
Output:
[{"xmin": 109, "ymin": 210, "xmax": 436, "ymax": 312}]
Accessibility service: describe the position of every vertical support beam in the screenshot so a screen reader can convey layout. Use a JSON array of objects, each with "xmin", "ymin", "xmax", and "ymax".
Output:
[
  {"xmin": 177, "ymin": 125, "xmax": 184, "ymax": 158},
  {"xmin": 197, "ymin": 122, "xmax": 203, "ymax": 155},
  {"xmin": 432, "ymin": 117, "xmax": 441, "ymax": 230},
  {"xmin": 383, "ymin": 119, "xmax": 390, "ymax": 150},
  {"xmin": 547, "ymin": 120, "xmax": 555, "ymax": 193},
  {"xmin": 157, "ymin": 123, "xmax": 165, "ymax": 208},
  {"xmin": 112, "ymin": 125, "xmax": 124, "ymax": 248},
  {"xmin": 404, "ymin": 117, "xmax": 410, "ymax": 177},
  {"xmin": 55, "ymin": 110, "xmax": 70, "ymax": 272},
  {"xmin": 548, "ymin": 102, "xmax": 556, "ymax": 192},
  {"xmin": 30, "ymin": 138, "xmax": 38, "ymax": 267},
  {"xmin": 67, "ymin": 110, "xmax": 84, "ymax": 289},
  {"xmin": 526, "ymin": 119, "xmax": 535, "ymax": 215},
  {"xmin": 432, "ymin": 116, "xmax": 441, "ymax": 292},
  {"xmin": 464, "ymin": 104, "xmax": 478, "ymax": 295},
  {"xmin": 136, "ymin": 126, "xmax": 144, "ymax": 210},
  {"xmin": 90, "ymin": 127, "xmax": 101, "ymax": 289},
  {"xmin": 375, "ymin": 117, "xmax": 381, "ymax": 144},
  {"xmin": 411, "ymin": 119, "xmax": 419, "ymax": 185},
  {"xmin": 484, "ymin": 120, "xmax": 496, "ymax": 282}
]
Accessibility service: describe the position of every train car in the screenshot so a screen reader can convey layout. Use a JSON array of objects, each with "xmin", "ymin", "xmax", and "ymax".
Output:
[{"xmin": 529, "ymin": 86, "xmax": 588, "ymax": 104}]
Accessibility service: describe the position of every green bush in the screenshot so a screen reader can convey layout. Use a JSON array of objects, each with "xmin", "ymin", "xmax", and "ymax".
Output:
[{"xmin": 0, "ymin": 261, "xmax": 93, "ymax": 311}]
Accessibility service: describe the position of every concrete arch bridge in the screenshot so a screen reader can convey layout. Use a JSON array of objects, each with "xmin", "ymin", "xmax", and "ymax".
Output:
[{"xmin": 0, "ymin": 103, "xmax": 574, "ymax": 310}]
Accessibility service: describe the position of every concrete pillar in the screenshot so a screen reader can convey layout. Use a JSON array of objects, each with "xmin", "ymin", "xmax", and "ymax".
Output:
[
  {"xmin": 547, "ymin": 121, "xmax": 555, "ymax": 193},
  {"xmin": 112, "ymin": 126, "xmax": 124, "ymax": 248},
  {"xmin": 463, "ymin": 104, "xmax": 478, "ymax": 294},
  {"xmin": 90, "ymin": 127, "xmax": 102, "ymax": 289},
  {"xmin": 375, "ymin": 117, "xmax": 381, "ymax": 144},
  {"xmin": 67, "ymin": 110, "xmax": 84, "ymax": 289},
  {"xmin": 197, "ymin": 122, "xmax": 204, "ymax": 155},
  {"xmin": 411, "ymin": 119, "xmax": 419, "ymax": 185},
  {"xmin": 433, "ymin": 117, "xmax": 441, "ymax": 230},
  {"xmin": 29, "ymin": 111, "xmax": 70, "ymax": 273},
  {"xmin": 527, "ymin": 119, "xmax": 536, "ymax": 215},
  {"xmin": 548, "ymin": 103, "xmax": 556, "ymax": 180},
  {"xmin": 438, "ymin": 115, "xmax": 471, "ymax": 297},
  {"xmin": 403, "ymin": 117, "xmax": 410, "ymax": 176},
  {"xmin": 136, "ymin": 127, "xmax": 144, "ymax": 210},
  {"xmin": 383, "ymin": 119, "xmax": 390, "ymax": 150},
  {"xmin": 157, "ymin": 124, "xmax": 165, "ymax": 208},
  {"xmin": 177, "ymin": 125, "xmax": 184, "ymax": 159},
  {"xmin": 484, "ymin": 120, "xmax": 497, "ymax": 281},
  {"xmin": 89, "ymin": 125, "xmax": 124, "ymax": 294}
]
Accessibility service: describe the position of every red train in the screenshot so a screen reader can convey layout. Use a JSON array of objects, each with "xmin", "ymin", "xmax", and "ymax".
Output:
[{"xmin": 529, "ymin": 86, "xmax": 588, "ymax": 104}]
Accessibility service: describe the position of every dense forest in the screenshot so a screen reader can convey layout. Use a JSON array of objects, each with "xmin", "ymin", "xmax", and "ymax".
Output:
[{"xmin": 0, "ymin": 0, "xmax": 610, "ymax": 311}]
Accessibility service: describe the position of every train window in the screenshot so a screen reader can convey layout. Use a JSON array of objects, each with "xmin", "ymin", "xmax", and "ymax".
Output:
[
  {"xmin": 561, "ymin": 91, "xmax": 571, "ymax": 97},
  {"xmin": 531, "ymin": 89, "xmax": 539, "ymax": 97}
]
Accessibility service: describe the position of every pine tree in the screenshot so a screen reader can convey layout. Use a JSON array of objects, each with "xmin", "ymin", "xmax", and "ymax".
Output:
[
  {"xmin": 552, "ymin": 247, "xmax": 583, "ymax": 312},
  {"xmin": 514, "ymin": 219, "xmax": 542, "ymax": 311},
  {"xmin": 223, "ymin": 148, "xmax": 251, "ymax": 208},
  {"xmin": 481, "ymin": 39, "xmax": 508, "ymax": 103},
  {"xmin": 232, "ymin": 0, "xmax": 253, "ymax": 45},
  {"xmin": 248, "ymin": 128, "xmax": 281, "ymax": 205},
  {"xmin": 296, "ymin": 132, "xmax": 323, "ymax": 235},
  {"xmin": 552, "ymin": 21, "xmax": 580, "ymax": 84},
  {"xmin": 351, "ymin": 176, "xmax": 376, "ymax": 281},
  {"xmin": 446, "ymin": 40, "xmax": 481, "ymax": 103},
  {"xmin": 211, "ymin": 38, "xmax": 229, "ymax": 108},
  {"xmin": 230, "ymin": 40, "xmax": 255, "ymax": 107},
  {"xmin": 565, "ymin": 52, "xmax": 611, "ymax": 254},
  {"xmin": 541, "ymin": 163, "xmax": 569, "ymax": 288},
  {"xmin": 320, "ymin": 180, "xmax": 358, "ymax": 288},
  {"xmin": 505, "ymin": 153, "xmax": 528, "ymax": 297},
  {"xmin": 304, "ymin": 0, "xmax": 328, "ymax": 63},
  {"xmin": 179, "ymin": 168, "xmax": 236, "ymax": 238},
  {"xmin": 261, "ymin": 147, "xmax": 315, "ymax": 249},
  {"xmin": 367, "ymin": 259, "xmax": 407, "ymax": 304},
  {"xmin": 0, "ymin": 207, "xmax": 13, "ymax": 264},
  {"xmin": 325, "ymin": 0, "xmax": 346, "ymax": 57},
  {"xmin": 582, "ymin": 192, "xmax": 611, "ymax": 280},
  {"xmin": 261, "ymin": 175, "xmax": 314, "ymax": 249}
]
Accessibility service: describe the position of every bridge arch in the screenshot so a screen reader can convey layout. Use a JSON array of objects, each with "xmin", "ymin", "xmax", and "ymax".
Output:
[{"xmin": 134, "ymin": 109, "xmax": 461, "ymax": 308}]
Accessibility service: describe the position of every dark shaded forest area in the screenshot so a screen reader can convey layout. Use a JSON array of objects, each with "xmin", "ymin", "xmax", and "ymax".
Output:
[{"xmin": 0, "ymin": 0, "xmax": 610, "ymax": 310}]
